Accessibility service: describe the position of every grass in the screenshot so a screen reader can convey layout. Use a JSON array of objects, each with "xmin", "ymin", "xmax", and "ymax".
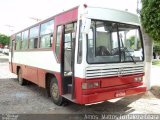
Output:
[{"xmin": 152, "ymin": 60, "xmax": 160, "ymax": 66}]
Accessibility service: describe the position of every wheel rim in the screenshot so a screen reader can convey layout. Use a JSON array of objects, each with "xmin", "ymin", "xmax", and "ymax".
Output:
[{"xmin": 51, "ymin": 82, "xmax": 59, "ymax": 101}]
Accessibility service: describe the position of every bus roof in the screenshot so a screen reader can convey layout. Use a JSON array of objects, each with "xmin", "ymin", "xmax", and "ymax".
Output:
[{"xmin": 86, "ymin": 6, "xmax": 140, "ymax": 26}]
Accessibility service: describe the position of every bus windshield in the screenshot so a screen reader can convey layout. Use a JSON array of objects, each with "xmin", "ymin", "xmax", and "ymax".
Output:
[{"xmin": 87, "ymin": 20, "xmax": 144, "ymax": 64}]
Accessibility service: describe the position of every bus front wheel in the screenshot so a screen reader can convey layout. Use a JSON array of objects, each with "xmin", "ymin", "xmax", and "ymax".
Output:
[{"xmin": 50, "ymin": 78, "xmax": 63, "ymax": 106}]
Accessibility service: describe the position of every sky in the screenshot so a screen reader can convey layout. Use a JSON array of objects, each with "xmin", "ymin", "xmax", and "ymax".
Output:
[{"xmin": 0, "ymin": 0, "xmax": 140, "ymax": 35}]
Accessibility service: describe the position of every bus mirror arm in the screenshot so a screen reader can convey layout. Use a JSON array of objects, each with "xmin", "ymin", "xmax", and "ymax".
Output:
[{"xmin": 81, "ymin": 18, "xmax": 91, "ymax": 34}]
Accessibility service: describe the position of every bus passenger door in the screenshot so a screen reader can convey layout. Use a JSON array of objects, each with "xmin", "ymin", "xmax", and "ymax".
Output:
[{"xmin": 61, "ymin": 23, "xmax": 76, "ymax": 99}]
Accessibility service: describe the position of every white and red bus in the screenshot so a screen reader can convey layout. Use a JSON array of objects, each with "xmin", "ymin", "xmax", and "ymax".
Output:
[{"xmin": 9, "ymin": 5, "xmax": 146, "ymax": 105}]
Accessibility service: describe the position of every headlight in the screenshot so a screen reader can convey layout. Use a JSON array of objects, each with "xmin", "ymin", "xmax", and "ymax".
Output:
[
  {"xmin": 82, "ymin": 82, "xmax": 100, "ymax": 89},
  {"xmin": 134, "ymin": 77, "xmax": 143, "ymax": 82}
]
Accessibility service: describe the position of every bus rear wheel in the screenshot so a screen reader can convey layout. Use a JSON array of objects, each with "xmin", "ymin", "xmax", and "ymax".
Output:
[
  {"xmin": 18, "ymin": 68, "xmax": 26, "ymax": 85},
  {"xmin": 50, "ymin": 78, "xmax": 63, "ymax": 106}
]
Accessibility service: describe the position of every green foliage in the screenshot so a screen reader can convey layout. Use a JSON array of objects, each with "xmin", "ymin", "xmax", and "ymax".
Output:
[
  {"xmin": 141, "ymin": 0, "xmax": 160, "ymax": 42},
  {"xmin": 152, "ymin": 60, "xmax": 160, "ymax": 66},
  {"xmin": 0, "ymin": 34, "xmax": 10, "ymax": 46},
  {"xmin": 153, "ymin": 41, "xmax": 160, "ymax": 54},
  {"xmin": 127, "ymin": 36, "xmax": 141, "ymax": 50},
  {"xmin": 127, "ymin": 36, "xmax": 135, "ymax": 49}
]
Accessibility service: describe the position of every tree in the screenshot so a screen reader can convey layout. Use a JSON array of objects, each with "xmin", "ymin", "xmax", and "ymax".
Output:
[
  {"xmin": 127, "ymin": 36, "xmax": 141, "ymax": 50},
  {"xmin": 140, "ymin": 0, "xmax": 160, "ymax": 90},
  {"xmin": 0, "ymin": 34, "xmax": 10, "ymax": 47},
  {"xmin": 153, "ymin": 42, "xmax": 160, "ymax": 55},
  {"xmin": 127, "ymin": 36, "xmax": 135, "ymax": 49},
  {"xmin": 153, "ymin": 41, "xmax": 160, "ymax": 51},
  {"xmin": 141, "ymin": 0, "xmax": 160, "ymax": 42}
]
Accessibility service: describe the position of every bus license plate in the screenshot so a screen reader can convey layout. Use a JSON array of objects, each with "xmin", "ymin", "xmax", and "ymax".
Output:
[{"xmin": 115, "ymin": 91, "xmax": 126, "ymax": 97}]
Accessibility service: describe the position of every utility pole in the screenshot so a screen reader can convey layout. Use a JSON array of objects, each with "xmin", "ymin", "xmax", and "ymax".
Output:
[{"xmin": 136, "ymin": 0, "xmax": 141, "ymax": 15}]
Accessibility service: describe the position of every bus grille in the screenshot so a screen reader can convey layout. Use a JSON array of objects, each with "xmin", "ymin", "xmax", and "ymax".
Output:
[{"xmin": 85, "ymin": 64, "xmax": 144, "ymax": 79}]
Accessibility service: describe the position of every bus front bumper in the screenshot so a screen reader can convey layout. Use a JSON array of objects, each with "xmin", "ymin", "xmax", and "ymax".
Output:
[{"xmin": 81, "ymin": 86, "xmax": 146, "ymax": 105}]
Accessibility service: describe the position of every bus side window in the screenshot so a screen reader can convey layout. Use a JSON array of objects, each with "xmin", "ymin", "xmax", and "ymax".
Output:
[
  {"xmin": 40, "ymin": 20, "xmax": 54, "ymax": 48},
  {"xmin": 22, "ymin": 30, "xmax": 29, "ymax": 50},
  {"xmin": 55, "ymin": 26, "xmax": 62, "ymax": 60},
  {"xmin": 29, "ymin": 26, "xmax": 39, "ymax": 49},
  {"xmin": 16, "ymin": 33, "xmax": 21, "ymax": 50}
]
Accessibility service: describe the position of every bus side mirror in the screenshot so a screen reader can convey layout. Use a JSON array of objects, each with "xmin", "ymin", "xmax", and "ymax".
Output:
[{"xmin": 81, "ymin": 18, "xmax": 91, "ymax": 34}]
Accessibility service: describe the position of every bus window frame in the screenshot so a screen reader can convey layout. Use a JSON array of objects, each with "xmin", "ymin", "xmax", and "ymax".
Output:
[
  {"xmin": 29, "ymin": 25, "xmax": 40, "ymax": 49},
  {"xmin": 39, "ymin": 20, "xmax": 54, "ymax": 49},
  {"xmin": 21, "ymin": 30, "xmax": 29, "ymax": 50},
  {"xmin": 15, "ymin": 33, "xmax": 22, "ymax": 51},
  {"xmin": 86, "ymin": 20, "xmax": 144, "ymax": 64}
]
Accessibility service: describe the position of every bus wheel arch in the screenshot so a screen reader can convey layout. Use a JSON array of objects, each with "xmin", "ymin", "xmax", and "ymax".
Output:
[
  {"xmin": 16, "ymin": 66, "xmax": 20, "ymax": 75},
  {"xmin": 17, "ymin": 67, "xmax": 26, "ymax": 85},
  {"xmin": 45, "ymin": 73, "xmax": 54, "ymax": 97},
  {"xmin": 45, "ymin": 73, "xmax": 63, "ymax": 106}
]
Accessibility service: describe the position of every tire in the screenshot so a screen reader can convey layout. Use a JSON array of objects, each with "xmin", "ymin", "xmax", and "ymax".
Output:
[
  {"xmin": 18, "ymin": 68, "xmax": 26, "ymax": 85},
  {"xmin": 50, "ymin": 78, "xmax": 63, "ymax": 106}
]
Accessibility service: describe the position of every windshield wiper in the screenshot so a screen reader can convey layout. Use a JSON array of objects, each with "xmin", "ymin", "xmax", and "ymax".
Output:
[
  {"xmin": 120, "ymin": 37, "xmax": 136, "ymax": 64},
  {"xmin": 123, "ymin": 47, "xmax": 136, "ymax": 64}
]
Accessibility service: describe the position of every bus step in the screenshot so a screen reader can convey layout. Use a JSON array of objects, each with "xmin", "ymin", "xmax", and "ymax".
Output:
[
  {"xmin": 68, "ymin": 84, "xmax": 72, "ymax": 93},
  {"xmin": 62, "ymin": 94, "xmax": 74, "ymax": 101},
  {"xmin": 62, "ymin": 94, "xmax": 72, "ymax": 100}
]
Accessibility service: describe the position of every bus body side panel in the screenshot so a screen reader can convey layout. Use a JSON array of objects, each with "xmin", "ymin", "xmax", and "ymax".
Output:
[
  {"xmin": 9, "ymin": 62, "xmax": 14, "ymax": 73},
  {"xmin": 54, "ymin": 7, "xmax": 78, "ymax": 26},
  {"xmin": 74, "ymin": 77, "xmax": 85, "ymax": 103},
  {"xmin": 9, "ymin": 7, "xmax": 79, "ymax": 99},
  {"xmin": 10, "ymin": 61, "xmax": 63, "ymax": 92},
  {"xmin": 9, "ymin": 62, "xmax": 17, "ymax": 74},
  {"xmin": 10, "ymin": 50, "xmax": 60, "ymax": 85},
  {"xmin": 37, "ymin": 68, "xmax": 47, "ymax": 87},
  {"xmin": 25, "ymin": 65, "xmax": 38, "ymax": 84},
  {"xmin": 36, "ymin": 68, "xmax": 61, "ymax": 89}
]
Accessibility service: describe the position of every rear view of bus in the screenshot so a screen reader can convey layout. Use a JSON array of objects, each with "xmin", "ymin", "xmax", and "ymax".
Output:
[{"xmin": 74, "ymin": 5, "xmax": 146, "ymax": 104}]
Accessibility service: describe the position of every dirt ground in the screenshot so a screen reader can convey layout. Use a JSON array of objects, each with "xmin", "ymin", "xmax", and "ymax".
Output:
[
  {"xmin": 0, "ymin": 55, "xmax": 160, "ymax": 115},
  {"xmin": 151, "ymin": 86, "xmax": 160, "ymax": 99}
]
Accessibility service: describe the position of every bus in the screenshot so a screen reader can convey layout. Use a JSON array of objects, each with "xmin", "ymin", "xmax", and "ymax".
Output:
[{"xmin": 9, "ymin": 4, "xmax": 146, "ymax": 105}]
